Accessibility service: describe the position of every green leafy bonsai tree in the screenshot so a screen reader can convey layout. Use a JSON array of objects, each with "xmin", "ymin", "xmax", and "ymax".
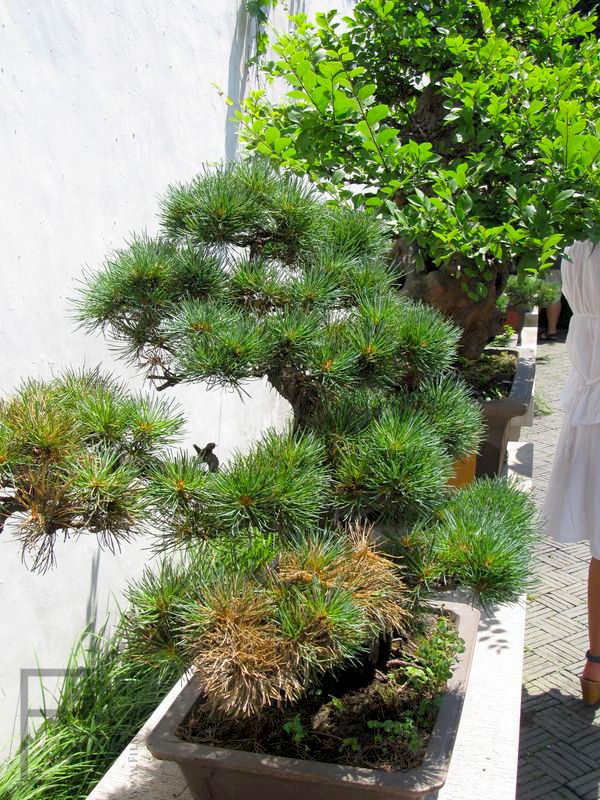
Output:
[
  {"xmin": 238, "ymin": 0, "xmax": 600, "ymax": 356},
  {"xmin": 499, "ymin": 274, "xmax": 562, "ymax": 312}
]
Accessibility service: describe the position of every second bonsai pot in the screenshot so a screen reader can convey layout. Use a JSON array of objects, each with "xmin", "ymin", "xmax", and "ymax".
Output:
[
  {"xmin": 476, "ymin": 346, "xmax": 536, "ymax": 477},
  {"xmin": 147, "ymin": 601, "xmax": 480, "ymax": 800}
]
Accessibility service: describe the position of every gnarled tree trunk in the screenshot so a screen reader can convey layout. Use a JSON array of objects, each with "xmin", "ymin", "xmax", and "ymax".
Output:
[{"xmin": 393, "ymin": 238, "xmax": 506, "ymax": 360}]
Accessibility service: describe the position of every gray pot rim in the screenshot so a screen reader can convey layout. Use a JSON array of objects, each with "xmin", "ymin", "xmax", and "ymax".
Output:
[{"xmin": 147, "ymin": 600, "xmax": 480, "ymax": 798}]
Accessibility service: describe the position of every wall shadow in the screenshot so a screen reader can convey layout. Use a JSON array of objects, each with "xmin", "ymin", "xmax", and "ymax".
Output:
[
  {"xmin": 225, "ymin": 3, "xmax": 254, "ymax": 160},
  {"xmin": 289, "ymin": 0, "xmax": 308, "ymax": 14},
  {"xmin": 85, "ymin": 547, "xmax": 101, "ymax": 635},
  {"xmin": 225, "ymin": 0, "xmax": 312, "ymax": 160}
]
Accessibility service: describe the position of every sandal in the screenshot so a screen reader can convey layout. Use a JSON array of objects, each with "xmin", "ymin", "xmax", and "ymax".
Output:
[
  {"xmin": 580, "ymin": 650, "xmax": 600, "ymax": 706},
  {"xmin": 539, "ymin": 331, "xmax": 558, "ymax": 342}
]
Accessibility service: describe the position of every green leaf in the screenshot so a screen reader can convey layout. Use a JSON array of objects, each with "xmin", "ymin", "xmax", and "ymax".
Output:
[
  {"xmin": 366, "ymin": 104, "xmax": 389, "ymax": 126},
  {"xmin": 287, "ymin": 89, "xmax": 308, "ymax": 100},
  {"xmin": 543, "ymin": 233, "xmax": 563, "ymax": 250},
  {"xmin": 318, "ymin": 60, "xmax": 344, "ymax": 80},
  {"xmin": 357, "ymin": 83, "xmax": 376, "ymax": 102},
  {"xmin": 274, "ymin": 136, "xmax": 292, "ymax": 153},
  {"xmin": 433, "ymin": 184, "xmax": 453, "ymax": 202},
  {"xmin": 556, "ymin": 190, "xmax": 575, "ymax": 202},
  {"xmin": 348, "ymin": 66, "xmax": 366, "ymax": 79},
  {"xmin": 356, "ymin": 120, "xmax": 372, "ymax": 139},
  {"xmin": 473, "ymin": 0, "xmax": 493, "ymax": 33},
  {"xmin": 456, "ymin": 194, "xmax": 473, "ymax": 216},
  {"xmin": 375, "ymin": 128, "xmax": 399, "ymax": 147},
  {"xmin": 332, "ymin": 90, "xmax": 356, "ymax": 114},
  {"xmin": 265, "ymin": 126, "xmax": 280, "ymax": 145}
]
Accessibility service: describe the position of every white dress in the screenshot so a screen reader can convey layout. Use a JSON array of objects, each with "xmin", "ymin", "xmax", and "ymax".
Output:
[{"xmin": 543, "ymin": 240, "xmax": 600, "ymax": 558}]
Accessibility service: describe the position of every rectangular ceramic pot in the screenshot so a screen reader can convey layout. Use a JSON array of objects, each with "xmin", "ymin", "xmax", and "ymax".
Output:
[
  {"xmin": 476, "ymin": 346, "xmax": 536, "ymax": 477},
  {"xmin": 147, "ymin": 601, "xmax": 480, "ymax": 800}
]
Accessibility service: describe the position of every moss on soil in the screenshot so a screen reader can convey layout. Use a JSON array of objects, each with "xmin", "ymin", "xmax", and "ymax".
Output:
[{"xmin": 458, "ymin": 350, "xmax": 518, "ymax": 401}]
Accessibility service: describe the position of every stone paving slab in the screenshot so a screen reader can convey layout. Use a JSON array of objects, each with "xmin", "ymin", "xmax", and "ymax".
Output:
[{"xmin": 517, "ymin": 335, "xmax": 600, "ymax": 800}]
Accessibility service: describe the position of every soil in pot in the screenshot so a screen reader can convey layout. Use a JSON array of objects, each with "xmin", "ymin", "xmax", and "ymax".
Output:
[
  {"xmin": 458, "ymin": 350, "xmax": 517, "ymax": 402},
  {"xmin": 176, "ymin": 612, "xmax": 463, "ymax": 774}
]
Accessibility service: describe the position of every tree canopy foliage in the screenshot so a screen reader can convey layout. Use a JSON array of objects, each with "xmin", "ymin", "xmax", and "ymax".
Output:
[{"xmin": 239, "ymin": 0, "xmax": 600, "ymax": 354}]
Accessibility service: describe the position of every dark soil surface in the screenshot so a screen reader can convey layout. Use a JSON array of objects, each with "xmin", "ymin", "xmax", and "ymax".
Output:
[{"xmin": 177, "ymin": 612, "xmax": 462, "ymax": 773}]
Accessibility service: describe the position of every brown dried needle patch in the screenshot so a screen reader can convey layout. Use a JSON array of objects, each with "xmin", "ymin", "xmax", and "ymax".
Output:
[
  {"xmin": 279, "ymin": 524, "xmax": 409, "ymax": 635},
  {"xmin": 189, "ymin": 580, "xmax": 301, "ymax": 718},
  {"xmin": 340, "ymin": 522, "xmax": 409, "ymax": 633}
]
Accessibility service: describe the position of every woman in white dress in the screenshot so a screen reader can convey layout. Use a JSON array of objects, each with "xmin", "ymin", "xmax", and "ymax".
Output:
[{"xmin": 543, "ymin": 240, "xmax": 600, "ymax": 704}]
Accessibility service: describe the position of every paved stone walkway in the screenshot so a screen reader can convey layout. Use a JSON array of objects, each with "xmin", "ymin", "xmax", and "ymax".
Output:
[{"xmin": 517, "ymin": 336, "xmax": 600, "ymax": 800}]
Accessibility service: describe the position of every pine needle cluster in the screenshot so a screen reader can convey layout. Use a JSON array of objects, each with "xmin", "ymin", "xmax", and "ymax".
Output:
[
  {"xmin": 393, "ymin": 477, "xmax": 540, "ymax": 606},
  {"xmin": 0, "ymin": 370, "xmax": 184, "ymax": 570},
  {"xmin": 75, "ymin": 160, "xmax": 484, "ymax": 528},
  {"xmin": 146, "ymin": 427, "xmax": 330, "ymax": 547}
]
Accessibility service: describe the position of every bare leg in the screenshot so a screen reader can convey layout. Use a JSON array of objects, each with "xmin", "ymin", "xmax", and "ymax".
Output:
[
  {"xmin": 545, "ymin": 299, "xmax": 562, "ymax": 336},
  {"xmin": 583, "ymin": 557, "xmax": 600, "ymax": 681}
]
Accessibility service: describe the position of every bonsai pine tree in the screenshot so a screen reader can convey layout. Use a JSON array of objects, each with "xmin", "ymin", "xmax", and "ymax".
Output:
[
  {"xmin": 0, "ymin": 161, "xmax": 539, "ymax": 727},
  {"xmin": 238, "ymin": 0, "xmax": 600, "ymax": 356},
  {"xmin": 0, "ymin": 161, "xmax": 484, "ymax": 569},
  {"xmin": 75, "ymin": 160, "xmax": 484, "ymax": 538}
]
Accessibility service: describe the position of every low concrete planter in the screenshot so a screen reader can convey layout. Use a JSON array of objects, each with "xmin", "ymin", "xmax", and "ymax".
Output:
[
  {"xmin": 476, "ymin": 345, "xmax": 536, "ymax": 477},
  {"xmin": 146, "ymin": 602, "xmax": 479, "ymax": 800},
  {"xmin": 507, "ymin": 322, "xmax": 538, "ymax": 443}
]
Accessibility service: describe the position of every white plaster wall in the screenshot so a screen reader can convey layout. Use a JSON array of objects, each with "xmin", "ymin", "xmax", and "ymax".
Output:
[{"xmin": 0, "ymin": 0, "xmax": 353, "ymax": 757}]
